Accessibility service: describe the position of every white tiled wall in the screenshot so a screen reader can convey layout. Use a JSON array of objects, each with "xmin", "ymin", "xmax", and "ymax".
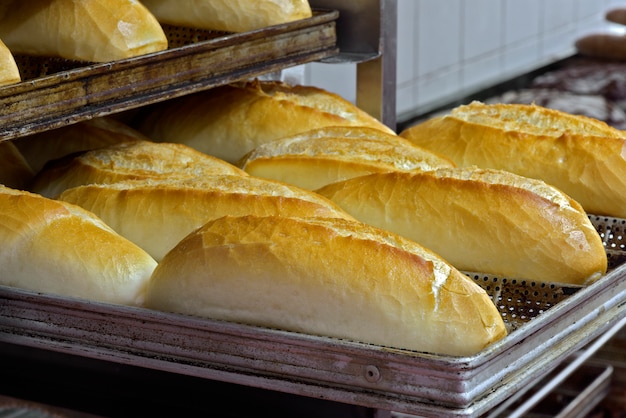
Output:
[{"xmin": 301, "ymin": 0, "xmax": 626, "ymax": 124}]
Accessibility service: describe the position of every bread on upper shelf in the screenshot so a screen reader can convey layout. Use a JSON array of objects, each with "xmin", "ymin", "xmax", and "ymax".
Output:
[
  {"xmin": 0, "ymin": 37, "xmax": 20, "ymax": 86},
  {"xmin": 141, "ymin": 0, "xmax": 313, "ymax": 33},
  {"xmin": 132, "ymin": 80, "xmax": 395, "ymax": 164},
  {"xmin": 400, "ymin": 101, "xmax": 626, "ymax": 218},
  {"xmin": 0, "ymin": 185, "xmax": 157, "ymax": 306},
  {"xmin": 0, "ymin": 0, "xmax": 168, "ymax": 62},
  {"xmin": 316, "ymin": 167, "xmax": 607, "ymax": 286},
  {"xmin": 237, "ymin": 126, "xmax": 455, "ymax": 190},
  {"xmin": 145, "ymin": 214, "xmax": 507, "ymax": 357}
]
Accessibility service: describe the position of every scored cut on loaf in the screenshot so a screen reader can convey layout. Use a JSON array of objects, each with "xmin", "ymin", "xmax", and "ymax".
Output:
[
  {"xmin": 0, "ymin": 37, "xmax": 20, "ymax": 86},
  {"xmin": 29, "ymin": 140, "xmax": 247, "ymax": 198},
  {"xmin": 238, "ymin": 126, "xmax": 455, "ymax": 190},
  {"xmin": 132, "ymin": 80, "xmax": 396, "ymax": 163},
  {"xmin": 316, "ymin": 167, "xmax": 607, "ymax": 286},
  {"xmin": 0, "ymin": 185, "xmax": 157, "ymax": 306},
  {"xmin": 144, "ymin": 214, "xmax": 508, "ymax": 357},
  {"xmin": 58, "ymin": 175, "xmax": 354, "ymax": 262},
  {"xmin": 0, "ymin": 0, "xmax": 168, "ymax": 62},
  {"xmin": 400, "ymin": 101, "xmax": 626, "ymax": 218},
  {"xmin": 141, "ymin": 0, "xmax": 313, "ymax": 33},
  {"xmin": 15, "ymin": 117, "xmax": 150, "ymax": 174}
]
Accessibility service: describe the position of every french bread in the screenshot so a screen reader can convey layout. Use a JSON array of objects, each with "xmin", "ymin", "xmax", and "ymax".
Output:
[
  {"xmin": 58, "ymin": 175, "xmax": 353, "ymax": 261},
  {"xmin": 238, "ymin": 126, "xmax": 455, "ymax": 190},
  {"xmin": 15, "ymin": 117, "xmax": 149, "ymax": 174},
  {"xmin": 0, "ymin": 185, "xmax": 157, "ymax": 306},
  {"xmin": 0, "ymin": 140, "xmax": 33, "ymax": 189},
  {"xmin": 0, "ymin": 37, "xmax": 20, "ymax": 86},
  {"xmin": 575, "ymin": 33, "xmax": 626, "ymax": 61},
  {"xmin": 141, "ymin": 0, "xmax": 313, "ymax": 33},
  {"xmin": 29, "ymin": 140, "xmax": 246, "ymax": 198},
  {"xmin": 400, "ymin": 101, "xmax": 626, "ymax": 218},
  {"xmin": 606, "ymin": 8, "xmax": 626, "ymax": 26},
  {"xmin": 144, "ymin": 214, "xmax": 507, "ymax": 356},
  {"xmin": 316, "ymin": 167, "xmax": 607, "ymax": 285},
  {"xmin": 132, "ymin": 80, "xmax": 396, "ymax": 163},
  {"xmin": 0, "ymin": 0, "xmax": 168, "ymax": 62}
]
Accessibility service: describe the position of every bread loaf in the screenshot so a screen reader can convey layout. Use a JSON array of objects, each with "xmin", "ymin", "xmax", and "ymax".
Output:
[
  {"xmin": 316, "ymin": 167, "xmax": 607, "ymax": 285},
  {"xmin": 238, "ymin": 126, "xmax": 455, "ymax": 190},
  {"xmin": 0, "ymin": 140, "xmax": 33, "ymax": 189},
  {"xmin": 58, "ymin": 175, "xmax": 353, "ymax": 261},
  {"xmin": 145, "ymin": 214, "xmax": 507, "ymax": 356},
  {"xmin": 0, "ymin": 185, "xmax": 157, "ymax": 305},
  {"xmin": 575, "ymin": 33, "xmax": 626, "ymax": 61},
  {"xmin": 141, "ymin": 0, "xmax": 312, "ymax": 32},
  {"xmin": 15, "ymin": 117, "xmax": 149, "ymax": 173},
  {"xmin": 132, "ymin": 80, "xmax": 396, "ymax": 163},
  {"xmin": 0, "ymin": 0, "xmax": 168, "ymax": 62},
  {"xmin": 30, "ymin": 140, "xmax": 246, "ymax": 198},
  {"xmin": 400, "ymin": 101, "xmax": 626, "ymax": 218},
  {"xmin": 607, "ymin": 8, "xmax": 626, "ymax": 25},
  {"xmin": 0, "ymin": 37, "xmax": 20, "ymax": 86}
]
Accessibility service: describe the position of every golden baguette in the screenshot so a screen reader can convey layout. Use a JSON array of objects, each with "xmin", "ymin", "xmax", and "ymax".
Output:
[
  {"xmin": 141, "ymin": 0, "xmax": 312, "ymax": 32},
  {"xmin": 0, "ymin": 185, "xmax": 157, "ymax": 305},
  {"xmin": 30, "ymin": 140, "xmax": 246, "ymax": 198},
  {"xmin": 316, "ymin": 167, "xmax": 607, "ymax": 285},
  {"xmin": 132, "ymin": 80, "xmax": 396, "ymax": 164},
  {"xmin": 0, "ymin": 0, "xmax": 168, "ymax": 62},
  {"xmin": 0, "ymin": 37, "xmax": 20, "ymax": 86},
  {"xmin": 58, "ymin": 175, "xmax": 354, "ymax": 261},
  {"xmin": 238, "ymin": 126, "xmax": 454, "ymax": 190},
  {"xmin": 400, "ymin": 101, "xmax": 626, "ymax": 218},
  {"xmin": 145, "ymin": 214, "xmax": 507, "ymax": 356}
]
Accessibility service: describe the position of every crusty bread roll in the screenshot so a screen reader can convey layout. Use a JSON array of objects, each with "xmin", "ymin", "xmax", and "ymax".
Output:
[
  {"xmin": 145, "ymin": 214, "xmax": 507, "ymax": 356},
  {"xmin": 0, "ymin": 185, "xmax": 157, "ymax": 305},
  {"xmin": 400, "ymin": 101, "xmax": 626, "ymax": 218},
  {"xmin": 607, "ymin": 8, "xmax": 626, "ymax": 26},
  {"xmin": 575, "ymin": 33, "xmax": 626, "ymax": 61},
  {"xmin": 30, "ymin": 140, "xmax": 246, "ymax": 198},
  {"xmin": 316, "ymin": 167, "xmax": 607, "ymax": 285},
  {"xmin": 15, "ymin": 117, "xmax": 149, "ymax": 174},
  {"xmin": 141, "ymin": 0, "xmax": 312, "ymax": 32},
  {"xmin": 238, "ymin": 126, "xmax": 455, "ymax": 190},
  {"xmin": 0, "ymin": 140, "xmax": 34, "ymax": 189},
  {"xmin": 0, "ymin": 0, "xmax": 168, "ymax": 62},
  {"xmin": 58, "ymin": 175, "xmax": 353, "ymax": 261},
  {"xmin": 0, "ymin": 37, "xmax": 20, "ymax": 86},
  {"xmin": 133, "ymin": 80, "xmax": 396, "ymax": 163}
]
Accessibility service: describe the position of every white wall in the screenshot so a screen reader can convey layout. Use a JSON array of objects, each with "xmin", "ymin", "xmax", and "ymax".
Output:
[{"xmin": 301, "ymin": 0, "xmax": 626, "ymax": 123}]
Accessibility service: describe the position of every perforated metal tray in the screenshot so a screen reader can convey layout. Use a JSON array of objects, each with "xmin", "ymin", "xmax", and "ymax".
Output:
[{"xmin": 0, "ymin": 215, "xmax": 625, "ymax": 417}]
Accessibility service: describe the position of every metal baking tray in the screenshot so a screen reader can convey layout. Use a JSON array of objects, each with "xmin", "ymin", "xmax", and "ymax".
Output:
[
  {"xmin": 1, "ymin": 215, "xmax": 625, "ymax": 417},
  {"xmin": 0, "ymin": 10, "xmax": 339, "ymax": 142}
]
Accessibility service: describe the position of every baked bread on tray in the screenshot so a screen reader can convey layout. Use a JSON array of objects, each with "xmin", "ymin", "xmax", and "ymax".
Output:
[
  {"xmin": 400, "ymin": 101, "xmax": 626, "ymax": 218},
  {"xmin": 145, "ymin": 214, "xmax": 508, "ymax": 357}
]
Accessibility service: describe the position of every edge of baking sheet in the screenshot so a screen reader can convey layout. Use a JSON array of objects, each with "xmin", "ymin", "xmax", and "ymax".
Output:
[
  {"xmin": 1, "ymin": 259, "xmax": 625, "ymax": 417},
  {"xmin": 0, "ymin": 10, "xmax": 339, "ymax": 142}
]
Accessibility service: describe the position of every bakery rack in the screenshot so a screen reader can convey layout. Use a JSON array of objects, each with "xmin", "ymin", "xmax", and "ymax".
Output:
[{"xmin": 1, "ymin": 1, "xmax": 626, "ymax": 417}]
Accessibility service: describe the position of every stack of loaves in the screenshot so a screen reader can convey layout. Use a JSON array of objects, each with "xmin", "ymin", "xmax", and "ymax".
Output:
[{"xmin": 0, "ymin": 78, "xmax": 617, "ymax": 357}]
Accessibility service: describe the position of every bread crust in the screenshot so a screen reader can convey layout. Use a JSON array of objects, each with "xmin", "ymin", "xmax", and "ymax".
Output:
[
  {"xmin": 141, "ymin": 0, "xmax": 312, "ymax": 32},
  {"xmin": 133, "ymin": 80, "xmax": 395, "ymax": 163},
  {"xmin": 145, "ymin": 215, "xmax": 507, "ymax": 356},
  {"xmin": 316, "ymin": 167, "xmax": 607, "ymax": 285},
  {"xmin": 58, "ymin": 175, "xmax": 353, "ymax": 261},
  {"xmin": 400, "ymin": 101, "xmax": 626, "ymax": 218},
  {"xmin": 0, "ymin": 37, "xmax": 20, "ymax": 86},
  {"xmin": 0, "ymin": 0, "xmax": 168, "ymax": 62},
  {"xmin": 30, "ymin": 140, "xmax": 246, "ymax": 198},
  {"xmin": 238, "ymin": 126, "xmax": 455, "ymax": 190},
  {"xmin": 0, "ymin": 185, "xmax": 157, "ymax": 305}
]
